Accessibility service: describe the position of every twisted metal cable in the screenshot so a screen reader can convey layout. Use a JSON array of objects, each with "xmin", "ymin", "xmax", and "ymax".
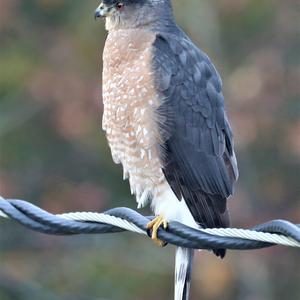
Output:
[{"xmin": 1, "ymin": 196, "xmax": 300, "ymax": 250}]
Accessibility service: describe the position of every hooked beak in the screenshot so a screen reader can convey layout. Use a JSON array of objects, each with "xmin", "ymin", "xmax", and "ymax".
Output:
[{"xmin": 94, "ymin": 2, "xmax": 113, "ymax": 19}]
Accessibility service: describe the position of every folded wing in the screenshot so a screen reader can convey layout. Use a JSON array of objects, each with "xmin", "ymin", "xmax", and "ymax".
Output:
[{"xmin": 152, "ymin": 33, "xmax": 238, "ymax": 257}]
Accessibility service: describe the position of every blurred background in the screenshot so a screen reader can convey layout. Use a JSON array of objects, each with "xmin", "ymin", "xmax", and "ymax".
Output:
[{"xmin": 0, "ymin": 0, "xmax": 299, "ymax": 299}]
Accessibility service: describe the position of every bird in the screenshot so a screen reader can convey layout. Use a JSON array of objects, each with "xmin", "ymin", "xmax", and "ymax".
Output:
[{"xmin": 95, "ymin": 1, "xmax": 238, "ymax": 299}]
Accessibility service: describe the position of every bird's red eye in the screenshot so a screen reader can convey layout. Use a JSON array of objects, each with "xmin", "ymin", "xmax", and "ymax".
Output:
[{"xmin": 116, "ymin": 2, "xmax": 124, "ymax": 10}]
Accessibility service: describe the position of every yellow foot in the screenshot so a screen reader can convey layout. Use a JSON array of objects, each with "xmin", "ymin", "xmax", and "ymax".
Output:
[{"xmin": 146, "ymin": 215, "xmax": 168, "ymax": 247}]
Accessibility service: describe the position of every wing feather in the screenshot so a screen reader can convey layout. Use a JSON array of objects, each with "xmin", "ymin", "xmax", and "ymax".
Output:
[{"xmin": 152, "ymin": 33, "xmax": 238, "ymax": 257}]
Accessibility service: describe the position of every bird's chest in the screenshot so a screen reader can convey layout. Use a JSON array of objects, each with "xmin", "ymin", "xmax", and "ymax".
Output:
[
  {"xmin": 101, "ymin": 29, "xmax": 164, "ymax": 201},
  {"xmin": 102, "ymin": 29, "xmax": 159, "ymax": 127}
]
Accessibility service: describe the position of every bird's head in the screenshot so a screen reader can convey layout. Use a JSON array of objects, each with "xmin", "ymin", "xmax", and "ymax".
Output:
[{"xmin": 95, "ymin": 0, "xmax": 174, "ymax": 31}]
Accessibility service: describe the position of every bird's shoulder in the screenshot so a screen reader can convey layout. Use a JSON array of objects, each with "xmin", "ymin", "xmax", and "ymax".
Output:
[{"xmin": 151, "ymin": 30, "xmax": 222, "ymax": 98}]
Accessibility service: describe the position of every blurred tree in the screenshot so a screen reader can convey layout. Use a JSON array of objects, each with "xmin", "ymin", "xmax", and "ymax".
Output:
[{"xmin": 0, "ymin": 0, "xmax": 299, "ymax": 299}]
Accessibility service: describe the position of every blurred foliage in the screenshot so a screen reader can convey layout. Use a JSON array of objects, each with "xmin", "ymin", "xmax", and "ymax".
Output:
[{"xmin": 0, "ymin": 0, "xmax": 299, "ymax": 299}]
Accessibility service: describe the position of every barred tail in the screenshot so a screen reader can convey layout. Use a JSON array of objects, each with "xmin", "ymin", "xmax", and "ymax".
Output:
[{"xmin": 175, "ymin": 247, "xmax": 194, "ymax": 300}]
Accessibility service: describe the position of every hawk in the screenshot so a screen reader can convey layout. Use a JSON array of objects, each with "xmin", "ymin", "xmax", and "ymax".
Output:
[{"xmin": 95, "ymin": 1, "xmax": 238, "ymax": 299}]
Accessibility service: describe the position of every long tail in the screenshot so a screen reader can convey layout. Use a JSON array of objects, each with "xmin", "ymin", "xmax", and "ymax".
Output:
[{"xmin": 175, "ymin": 247, "xmax": 194, "ymax": 300}]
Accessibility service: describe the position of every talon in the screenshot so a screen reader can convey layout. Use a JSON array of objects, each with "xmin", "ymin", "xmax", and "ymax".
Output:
[{"xmin": 146, "ymin": 215, "xmax": 168, "ymax": 247}]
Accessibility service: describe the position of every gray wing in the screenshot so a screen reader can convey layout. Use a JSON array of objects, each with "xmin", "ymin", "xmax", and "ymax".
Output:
[{"xmin": 152, "ymin": 33, "xmax": 238, "ymax": 255}]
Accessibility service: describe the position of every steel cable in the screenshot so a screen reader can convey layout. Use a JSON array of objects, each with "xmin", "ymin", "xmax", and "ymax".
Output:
[{"xmin": 1, "ymin": 196, "xmax": 300, "ymax": 251}]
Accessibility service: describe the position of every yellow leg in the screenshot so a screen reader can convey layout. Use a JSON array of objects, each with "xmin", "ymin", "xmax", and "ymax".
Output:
[{"xmin": 146, "ymin": 215, "xmax": 168, "ymax": 247}]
